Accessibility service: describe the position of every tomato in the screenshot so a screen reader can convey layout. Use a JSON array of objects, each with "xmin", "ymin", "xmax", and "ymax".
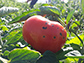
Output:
[{"xmin": 22, "ymin": 15, "xmax": 67, "ymax": 53}]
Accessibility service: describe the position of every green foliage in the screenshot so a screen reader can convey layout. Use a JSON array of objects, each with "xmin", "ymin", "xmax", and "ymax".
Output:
[
  {"xmin": 3, "ymin": 50, "xmax": 10, "ymax": 56},
  {"xmin": 66, "ymin": 34, "xmax": 84, "ymax": 46},
  {"xmin": 2, "ymin": 27, "xmax": 23, "ymax": 45},
  {"xmin": 8, "ymin": 49, "xmax": 41, "ymax": 63},
  {"xmin": 0, "ymin": 7, "xmax": 19, "ymax": 17},
  {"xmin": 39, "ymin": 6, "xmax": 60, "ymax": 16},
  {"xmin": 36, "ymin": 51, "xmax": 59, "ymax": 63},
  {"xmin": 0, "ymin": 0, "xmax": 84, "ymax": 63},
  {"xmin": 8, "ymin": 9, "xmax": 40, "ymax": 24},
  {"xmin": 66, "ymin": 9, "xmax": 75, "ymax": 24},
  {"xmin": 0, "ymin": 25, "xmax": 8, "ymax": 31},
  {"xmin": 81, "ymin": 0, "xmax": 84, "ymax": 14}
]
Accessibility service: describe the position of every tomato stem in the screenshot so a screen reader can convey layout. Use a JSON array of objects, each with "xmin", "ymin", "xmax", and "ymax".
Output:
[{"xmin": 57, "ymin": 17, "xmax": 66, "ymax": 27}]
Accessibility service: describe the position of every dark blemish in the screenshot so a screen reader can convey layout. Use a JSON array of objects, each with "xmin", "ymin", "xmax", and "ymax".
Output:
[
  {"xmin": 52, "ymin": 25, "xmax": 54, "ymax": 27},
  {"xmin": 53, "ymin": 36, "xmax": 56, "ymax": 39},
  {"xmin": 63, "ymin": 37, "xmax": 65, "ymax": 39},
  {"xmin": 43, "ymin": 36, "xmax": 45, "ymax": 38},
  {"xmin": 42, "ymin": 27, "xmax": 47, "ymax": 29},
  {"xmin": 45, "ymin": 22, "xmax": 48, "ymax": 25},
  {"xmin": 60, "ymin": 33, "xmax": 62, "ymax": 36},
  {"xmin": 57, "ymin": 27, "xmax": 59, "ymax": 29}
]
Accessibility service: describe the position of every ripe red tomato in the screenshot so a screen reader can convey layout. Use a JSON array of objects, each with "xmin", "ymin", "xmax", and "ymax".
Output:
[{"xmin": 22, "ymin": 15, "xmax": 67, "ymax": 53}]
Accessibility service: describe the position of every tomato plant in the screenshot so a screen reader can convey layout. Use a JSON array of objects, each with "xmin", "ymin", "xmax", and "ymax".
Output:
[{"xmin": 0, "ymin": 0, "xmax": 84, "ymax": 63}]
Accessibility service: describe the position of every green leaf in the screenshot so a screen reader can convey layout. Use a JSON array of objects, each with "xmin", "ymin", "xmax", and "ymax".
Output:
[
  {"xmin": 55, "ymin": 49, "xmax": 72, "ymax": 60},
  {"xmin": 6, "ymin": 30, "xmax": 22, "ymax": 45},
  {"xmin": 66, "ymin": 34, "xmax": 84, "ymax": 46},
  {"xmin": 8, "ymin": 9, "xmax": 40, "ymax": 24},
  {"xmin": 0, "ymin": 7, "xmax": 19, "ymax": 17},
  {"xmin": 2, "ymin": 27, "xmax": 22, "ymax": 45},
  {"xmin": 62, "ymin": 9, "xmax": 66, "ymax": 14},
  {"xmin": 66, "ymin": 9, "xmax": 75, "ymax": 24},
  {"xmin": 36, "ymin": 50, "xmax": 59, "ymax": 63},
  {"xmin": 40, "ymin": 6, "xmax": 60, "ymax": 16},
  {"xmin": 64, "ymin": 57, "xmax": 78, "ymax": 63},
  {"xmin": 0, "ymin": 18, "xmax": 1, "ymax": 22},
  {"xmin": 0, "ymin": 25, "xmax": 9, "ymax": 31},
  {"xmin": 49, "ymin": 8, "xmax": 60, "ymax": 16},
  {"xmin": 0, "ymin": 19, "xmax": 5, "ymax": 25},
  {"xmin": 70, "ymin": 43, "xmax": 80, "ymax": 50},
  {"xmin": 70, "ymin": 23, "xmax": 77, "ymax": 29},
  {"xmin": 66, "ymin": 56, "xmax": 84, "ymax": 58},
  {"xmin": 41, "ymin": 4, "xmax": 50, "ymax": 6},
  {"xmin": 76, "ymin": 21, "xmax": 80, "ymax": 25},
  {"xmin": 3, "ymin": 50, "xmax": 10, "ymax": 56},
  {"xmin": 18, "ymin": 36, "xmax": 27, "ymax": 45},
  {"xmin": 81, "ymin": 0, "xmax": 84, "ymax": 14},
  {"xmin": 66, "ymin": 50, "xmax": 83, "ymax": 58},
  {"xmin": 8, "ymin": 49, "xmax": 41, "ymax": 63}
]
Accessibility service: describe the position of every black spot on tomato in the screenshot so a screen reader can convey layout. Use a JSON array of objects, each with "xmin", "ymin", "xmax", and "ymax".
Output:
[
  {"xmin": 53, "ymin": 36, "xmax": 56, "ymax": 39},
  {"xmin": 52, "ymin": 25, "xmax": 54, "ymax": 27},
  {"xmin": 43, "ymin": 36, "xmax": 45, "ymax": 38},
  {"xmin": 42, "ymin": 27, "xmax": 47, "ymax": 29},
  {"xmin": 45, "ymin": 22, "xmax": 48, "ymax": 25},
  {"xmin": 60, "ymin": 33, "xmax": 62, "ymax": 36},
  {"xmin": 63, "ymin": 37, "xmax": 65, "ymax": 39}
]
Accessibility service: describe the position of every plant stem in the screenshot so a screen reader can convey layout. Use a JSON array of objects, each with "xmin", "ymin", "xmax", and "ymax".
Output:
[
  {"xmin": 0, "ymin": 32, "xmax": 3, "ymax": 47},
  {"xmin": 78, "ymin": 58, "xmax": 83, "ymax": 63},
  {"xmin": 70, "ymin": 29, "xmax": 84, "ymax": 62},
  {"xmin": 57, "ymin": 17, "xmax": 66, "ymax": 27}
]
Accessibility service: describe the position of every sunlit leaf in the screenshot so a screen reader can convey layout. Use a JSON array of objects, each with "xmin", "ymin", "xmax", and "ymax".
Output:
[
  {"xmin": 41, "ymin": 4, "xmax": 50, "ymax": 6},
  {"xmin": 66, "ymin": 50, "xmax": 81, "ymax": 56},
  {"xmin": 81, "ymin": 0, "xmax": 84, "ymax": 14},
  {"xmin": 6, "ymin": 30, "xmax": 22, "ymax": 45},
  {"xmin": 40, "ymin": 6, "xmax": 60, "ymax": 16},
  {"xmin": 18, "ymin": 36, "xmax": 27, "ymax": 45},
  {"xmin": 70, "ymin": 23, "xmax": 77, "ymax": 29},
  {"xmin": 3, "ymin": 50, "xmax": 10, "ymax": 56},
  {"xmin": 2, "ymin": 27, "xmax": 22, "ymax": 45},
  {"xmin": 0, "ymin": 7, "xmax": 19, "ymax": 17},
  {"xmin": 66, "ymin": 34, "xmax": 84, "ymax": 46},
  {"xmin": 66, "ymin": 56, "xmax": 84, "ymax": 58},
  {"xmin": 8, "ymin": 9, "xmax": 40, "ymax": 24},
  {"xmin": 64, "ymin": 58, "xmax": 78, "ymax": 63},
  {"xmin": 66, "ymin": 9, "xmax": 75, "ymax": 24},
  {"xmin": 66, "ymin": 50, "xmax": 84, "ymax": 58},
  {"xmin": 62, "ymin": 9, "xmax": 66, "ymax": 14},
  {"xmin": 0, "ymin": 25, "xmax": 9, "ymax": 31},
  {"xmin": 8, "ymin": 49, "xmax": 41, "ymax": 63}
]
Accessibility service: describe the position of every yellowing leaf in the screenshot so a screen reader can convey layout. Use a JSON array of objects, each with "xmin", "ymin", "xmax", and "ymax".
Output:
[
  {"xmin": 66, "ymin": 34, "xmax": 84, "ymax": 46},
  {"xmin": 0, "ymin": 25, "xmax": 8, "ymax": 31}
]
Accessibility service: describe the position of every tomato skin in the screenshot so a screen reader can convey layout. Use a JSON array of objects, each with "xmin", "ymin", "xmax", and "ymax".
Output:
[{"xmin": 22, "ymin": 15, "xmax": 67, "ymax": 53}]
